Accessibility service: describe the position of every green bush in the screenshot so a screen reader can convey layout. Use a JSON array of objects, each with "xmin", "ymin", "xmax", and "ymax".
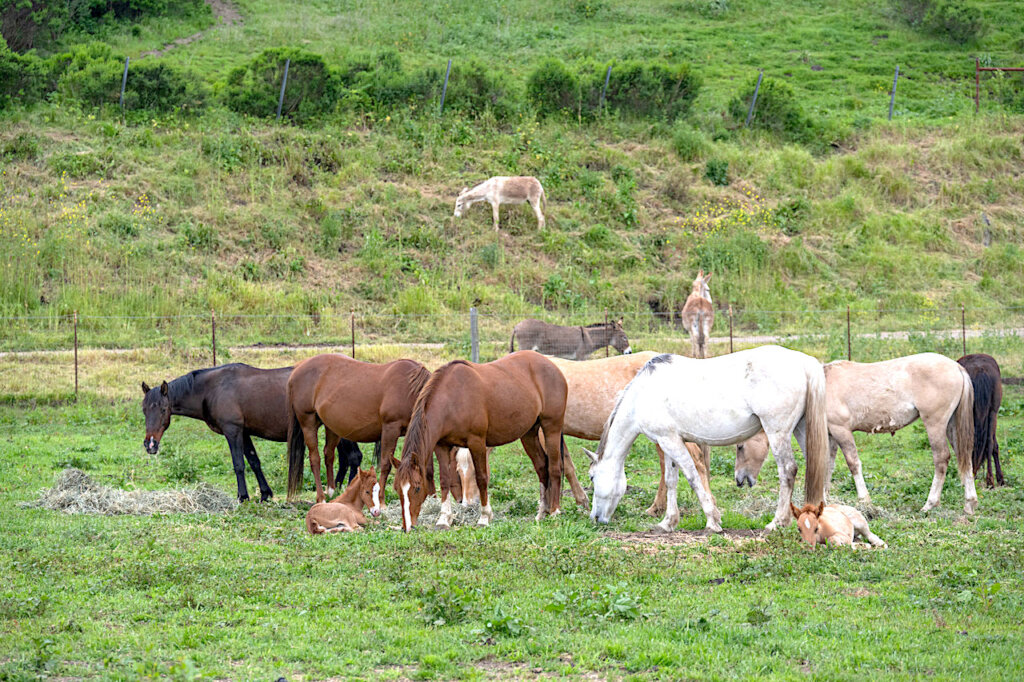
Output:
[
  {"xmin": 0, "ymin": 39, "xmax": 62, "ymax": 109},
  {"xmin": 728, "ymin": 76, "xmax": 815, "ymax": 142},
  {"xmin": 443, "ymin": 59, "xmax": 521, "ymax": 120},
  {"xmin": 672, "ymin": 124, "xmax": 708, "ymax": 161},
  {"xmin": 225, "ymin": 47, "xmax": 341, "ymax": 122},
  {"xmin": 889, "ymin": 0, "xmax": 986, "ymax": 44},
  {"xmin": 584, "ymin": 60, "xmax": 701, "ymax": 120},
  {"xmin": 704, "ymin": 158, "xmax": 729, "ymax": 186},
  {"xmin": 527, "ymin": 58, "xmax": 579, "ymax": 117}
]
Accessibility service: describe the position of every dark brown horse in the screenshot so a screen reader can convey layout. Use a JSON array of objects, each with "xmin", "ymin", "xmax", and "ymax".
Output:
[
  {"xmin": 959, "ymin": 354, "xmax": 1004, "ymax": 487},
  {"xmin": 141, "ymin": 363, "xmax": 361, "ymax": 503},
  {"xmin": 287, "ymin": 354, "xmax": 442, "ymax": 506},
  {"xmin": 392, "ymin": 350, "xmax": 568, "ymax": 531}
]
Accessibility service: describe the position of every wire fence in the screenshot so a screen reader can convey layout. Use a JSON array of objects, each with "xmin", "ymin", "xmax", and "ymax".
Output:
[{"xmin": 2, "ymin": 306, "xmax": 1023, "ymax": 400}]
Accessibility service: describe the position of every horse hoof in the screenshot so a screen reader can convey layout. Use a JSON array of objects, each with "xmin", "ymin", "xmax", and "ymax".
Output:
[
  {"xmin": 260, "ymin": 492, "xmax": 273, "ymax": 503},
  {"xmin": 964, "ymin": 498, "xmax": 978, "ymax": 514},
  {"xmin": 435, "ymin": 521, "xmax": 450, "ymax": 530},
  {"xmin": 652, "ymin": 523, "xmax": 671, "ymax": 535},
  {"xmin": 920, "ymin": 502, "xmax": 938, "ymax": 513},
  {"xmin": 238, "ymin": 495, "xmax": 250, "ymax": 504},
  {"xmin": 645, "ymin": 505, "xmax": 665, "ymax": 517},
  {"xmin": 765, "ymin": 521, "xmax": 778, "ymax": 532}
]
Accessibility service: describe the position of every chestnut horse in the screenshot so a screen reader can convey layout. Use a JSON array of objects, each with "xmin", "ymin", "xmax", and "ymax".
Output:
[
  {"xmin": 392, "ymin": 351, "xmax": 568, "ymax": 531},
  {"xmin": 286, "ymin": 354, "xmax": 436, "ymax": 505}
]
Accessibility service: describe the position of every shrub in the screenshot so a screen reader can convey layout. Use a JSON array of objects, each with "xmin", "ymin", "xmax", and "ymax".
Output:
[
  {"xmin": 584, "ymin": 60, "xmax": 701, "ymax": 120},
  {"xmin": 671, "ymin": 124, "xmax": 708, "ymax": 161},
  {"xmin": 1, "ymin": 131, "xmax": 41, "ymax": 160},
  {"xmin": 728, "ymin": 76, "xmax": 815, "ymax": 142},
  {"xmin": 889, "ymin": 0, "xmax": 986, "ymax": 44},
  {"xmin": 527, "ymin": 58, "xmax": 579, "ymax": 117},
  {"xmin": 704, "ymin": 158, "xmax": 729, "ymax": 186},
  {"xmin": 0, "ymin": 39, "xmax": 62, "ymax": 108},
  {"xmin": 443, "ymin": 59, "xmax": 521, "ymax": 120},
  {"xmin": 225, "ymin": 47, "xmax": 341, "ymax": 122}
]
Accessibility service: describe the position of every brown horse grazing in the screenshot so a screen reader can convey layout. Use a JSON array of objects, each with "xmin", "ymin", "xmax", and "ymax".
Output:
[
  {"xmin": 680, "ymin": 271, "xmax": 714, "ymax": 359},
  {"xmin": 305, "ymin": 468, "xmax": 380, "ymax": 534},
  {"xmin": 287, "ymin": 354, "xmax": 438, "ymax": 505},
  {"xmin": 509, "ymin": 318, "xmax": 632, "ymax": 360},
  {"xmin": 958, "ymin": 354, "xmax": 1004, "ymax": 487},
  {"xmin": 790, "ymin": 502, "xmax": 887, "ymax": 549},
  {"xmin": 393, "ymin": 351, "xmax": 568, "ymax": 532},
  {"xmin": 141, "ymin": 363, "xmax": 360, "ymax": 503}
]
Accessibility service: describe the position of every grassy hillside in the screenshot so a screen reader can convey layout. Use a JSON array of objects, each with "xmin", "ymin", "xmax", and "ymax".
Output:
[{"xmin": 1, "ymin": 0, "xmax": 1023, "ymax": 353}]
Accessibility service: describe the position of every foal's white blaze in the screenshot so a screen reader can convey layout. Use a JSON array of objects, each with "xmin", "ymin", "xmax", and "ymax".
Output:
[
  {"xmin": 370, "ymin": 482, "xmax": 381, "ymax": 517},
  {"xmin": 804, "ymin": 518, "xmax": 812, "ymax": 529},
  {"xmin": 401, "ymin": 482, "xmax": 412, "ymax": 531}
]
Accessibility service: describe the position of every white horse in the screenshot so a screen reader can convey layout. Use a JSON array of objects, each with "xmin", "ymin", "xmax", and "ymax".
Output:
[
  {"xmin": 586, "ymin": 345, "xmax": 829, "ymax": 532},
  {"xmin": 453, "ymin": 176, "xmax": 547, "ymax": 231}
]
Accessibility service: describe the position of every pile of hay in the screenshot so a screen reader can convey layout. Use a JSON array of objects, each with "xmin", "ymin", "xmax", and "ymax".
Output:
[
  {"xmin": 380, "ymin": 495, "xmax": 501, "ymax": 528},
  {"xmin": 23, "ymin": 468, "xmax": 237, "ymax": 516}
]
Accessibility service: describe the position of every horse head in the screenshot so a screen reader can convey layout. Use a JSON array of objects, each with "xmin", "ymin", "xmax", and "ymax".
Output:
[
  {"xmin": 692, "ymin": 270, "xmax": 712, "ymax": 300},
  {"xmin": 348, "ymin": 467, "xmax": 379, "ymax": 515},
  {"xmin": 140, "ymin": 381, "xmax": 171, "ymax": 455},
  {"xmin": 790, "ymin": 501, "xmax": 825, "ymax": 548},
  {"xmin": 584, "ymin": 447, "xmax": 625, "ymax": 524},
  {"xmin": 734, "ymin": 431, "xmax": 770, "ymax": 488},
  {"xmin": 394, "ymin": 456, "xmax": 428, "ymax": 532},
  {"xmin": 453, "ymin": 187, "xmax": 469, "ymax": 217}
]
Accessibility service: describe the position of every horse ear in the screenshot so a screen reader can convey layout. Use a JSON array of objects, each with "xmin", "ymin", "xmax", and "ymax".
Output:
[
  {"xmin": 141, "ymin": 381, "xmax": 150, "ymax": 395},
  {"xmin": 790, "ymin": 502, "xmax": 801, "ymax": 519},
  {"xmin": 368, "ymin": 466, "xmax": 376, "ymax": 478},
  {"xmin": 160, "ymin": 381, "xmax": 168, "ymax": 396},
  {"xmin": 390, "ymin": 456, "xmax": 401, "ymax": 470},
  {"xmin": 582, "ymin": 448, "xmax": 598, "ymax": 464},
  {"xmin": 817, "ymin": 501, "xmax": 825, "ymax": 515}
]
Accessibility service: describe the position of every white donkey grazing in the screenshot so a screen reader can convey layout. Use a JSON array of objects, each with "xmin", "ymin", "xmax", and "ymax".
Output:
[
  {"xmin": 454, "ymin": 176, "xmax": 547, "ymax": 231},
  {"xmin": 587, "ymin": 346, "xmax": 829, "ymax": 533}
]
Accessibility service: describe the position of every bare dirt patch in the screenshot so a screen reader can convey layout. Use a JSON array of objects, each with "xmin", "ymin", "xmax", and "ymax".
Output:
[{"xmin": 140, "ymin": 0, "xmax": 242, "ymax": 58}]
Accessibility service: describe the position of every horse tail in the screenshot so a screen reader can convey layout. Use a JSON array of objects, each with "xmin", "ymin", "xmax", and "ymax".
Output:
[
  {"xmin": 373, "ymin": 439, "xmax": 382, "ymax": 468},
  {"xmin": 696, "ymin": 312, "xmax": 706, "ymax": 359},
  {"xmin": 802, "ymin": 361, "xmax": 829, "ymax": 505},
  {"xmin": 953, "ymin": 368, "xmax": 975, "ymax": 481},
  {"xmin": 286, "ymin": 404, "xmax": 306, "ymax": 502},
  {"xmin": 969, "ymin": 368, "xmax": 996, "ymax": 474}
]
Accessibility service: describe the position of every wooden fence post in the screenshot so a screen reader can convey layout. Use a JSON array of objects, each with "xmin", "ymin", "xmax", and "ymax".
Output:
[
  {"xmin": 605, "ymin": 309, "xmax": 609, "ymax": 357},
  {"xmin": 961, "ymin": 305, "xmax": 966, "ymax": 356},
  {"xmin": 846, "ymin": 305, "xmax": 851, "ymax": 361},
  {"xmin": 470, "ymin": 307, "xmax": 479, "ymax": 362},
  {"xmin": 211, "ymin": 310, "xmax": 217, "ymax": 366},
  {"xmin": 728, "ymin": 305, "xmax": 734, "ymax": 354},
  {"xmin": 350, "ymin": 310, "xmax": 355, "ymax": 359}
]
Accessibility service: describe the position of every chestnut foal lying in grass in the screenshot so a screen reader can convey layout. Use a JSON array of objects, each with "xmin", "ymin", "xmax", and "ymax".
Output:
[
  {"xmin": 790, "ymin": 502, "xmax": 887, "ymax": 549},
  {"xmin": 305, "ymin": 468, "xmax": 379, "ymax": 534}
]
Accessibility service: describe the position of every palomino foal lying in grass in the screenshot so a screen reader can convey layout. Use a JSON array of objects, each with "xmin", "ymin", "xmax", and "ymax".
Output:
[
  {"xmin": 790, "ymin": 502, "xmax": 887, "ymax": 549},
  {"xmin": 305, "ymin": 468, "xmax": 378, "ymax": 534},
  {"xmin": 454, "ymin": 176, "xmax": 547, "ymax": 231}
]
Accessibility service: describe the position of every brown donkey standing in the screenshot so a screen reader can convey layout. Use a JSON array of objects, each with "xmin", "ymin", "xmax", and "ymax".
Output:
[
  {"xmin": 680, "ymin": 270, "xmax": 714, "ymax": 359},
  {"xmin": 305, "ymin": 468, "xmax": 380, "ymax": 534},
  {"xmin": 287, "ymin": 354, "xmax": 453, "ymax": 506},
  {"xmin": 392, "ymin": 350, "xmax": 568, "ymax": 531}
]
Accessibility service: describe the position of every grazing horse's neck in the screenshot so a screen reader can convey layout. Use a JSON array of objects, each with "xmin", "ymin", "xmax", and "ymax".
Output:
[{"xmin": 166, "ymin": 373, "xmax": 206, "ymax": 419}]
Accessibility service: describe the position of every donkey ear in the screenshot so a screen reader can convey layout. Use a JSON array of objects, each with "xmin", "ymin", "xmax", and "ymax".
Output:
[
  {"xmin": 160, "ymin": 381, "xmax": 169, "ymax": 396},
  {"xmin": 704, "ymin": 272, "xmax": 712, "ymax": 283},
  {"xmin": 696, "ymin": 269, "xmax": 703, "ymax": 279},
  {"xmin": 617, "ymin": 317, "xmax": 624, "ymax": 326},
  {"xmin": 141, "ymin": 381, "xmax": 151, "ymax": 395},
  {"xmin": 582, "ymin": 448, "xmax": 598, "ymax": 464}
]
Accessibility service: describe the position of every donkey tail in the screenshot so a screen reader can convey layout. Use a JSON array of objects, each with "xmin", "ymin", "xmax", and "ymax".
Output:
[
  {"xmin": 509, "ymin": 326, "xmax": 517, "ymax": 353},
  {"xmin": 286, "ymin": 404, "xmax": 307, "ymax": 502},
  {"xmin": 541, "ymin": 187, "xmax": 547, "ymax": 211},
  {"xmin": 802, "ymin": 361, "xmax": 829, "ymax": 505},
  {"xmin": 696, "ymin": 312, "xmax": 706, "ymax": 359},
  {"xmin": 953, "ymin": 368, "xmax": 975, "ymax": 480}
]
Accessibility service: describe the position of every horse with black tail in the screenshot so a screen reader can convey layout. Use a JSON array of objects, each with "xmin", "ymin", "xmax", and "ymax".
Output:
[{"xmin": 959, "ymin": 353, "xmax": 1004, "ymax": 487}]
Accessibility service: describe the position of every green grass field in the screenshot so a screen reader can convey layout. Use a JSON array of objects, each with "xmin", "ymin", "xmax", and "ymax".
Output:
[{"xmin": 1, "ymin": 381, "xmax": 1022, "ymax": 680}]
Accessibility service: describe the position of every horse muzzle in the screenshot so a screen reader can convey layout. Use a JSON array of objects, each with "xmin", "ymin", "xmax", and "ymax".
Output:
[
  {"xmin": 144, "ymin": 437, "xmax": 159, "ymax": 455},
  {"xmin": 735, "ymin": 472, "xmax": 756, "ymax": 488},
  {"xmin": 589, "ymin": 510, "xmax": 610, "ymax": 525}
]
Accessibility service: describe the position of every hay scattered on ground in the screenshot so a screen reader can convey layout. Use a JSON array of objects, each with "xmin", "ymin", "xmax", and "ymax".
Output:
[
  {"xmin": 379, "ymin": 495, "xmax": 503, "ymax": 528},
  {"xmin": 23, "ymin": 468, "xmax": 237, "ymax": 516}
]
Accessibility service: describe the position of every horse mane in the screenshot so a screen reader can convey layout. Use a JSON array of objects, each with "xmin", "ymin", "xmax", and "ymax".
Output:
[
  {"xmin": 641, "ymin": 353, "xmax": 673, "ymax": 374},
  {"xmin": 166, "ymin": 371, "xmax": 198, "ymax": 403},
  {"xmin": 398, "ymin": 361, "xmax": 470, "ymax": 475},
  {"xmin": 595, "ymin": 354, "xmax": 671, "ymax": 459}
]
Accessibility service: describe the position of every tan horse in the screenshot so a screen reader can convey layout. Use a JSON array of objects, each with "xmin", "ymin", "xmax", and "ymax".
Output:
[
  {"xmin": 392, "ymin": 351, "xmax": 568, "ymax": 531},
  {"xmin": 305, "ymin": 468, "xmax": 379, "ymax": 534},
  {"xmin": 453, "ymin": 352, "xmax": 711, "ymax": 511},
  {"xmin": 735, "ymin": 353, "xmax": 978, "ymax": 514},
  {"xmin": 680, "ymin": 270, "xmax": 714, "ymax": 359},
  {"xmin": 286, "ymin": 354, "xmax": 435, "ymax": 505},
  {"xmin": 790, "ymin": 502, "xmax": 887, "ymax": 549}
]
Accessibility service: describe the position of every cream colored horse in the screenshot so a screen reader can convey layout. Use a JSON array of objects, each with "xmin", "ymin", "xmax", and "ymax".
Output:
[
  {"xmin": 734, "ymin": 353, "xmax": 977, "ymax": 514},
  {"xmin": 454, "ymin": 176, "xmax": 547, "ymax": 231}
]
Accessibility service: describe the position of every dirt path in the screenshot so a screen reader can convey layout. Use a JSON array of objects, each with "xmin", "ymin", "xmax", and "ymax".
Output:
[{"xmin": 140, "ymin": 0, "xmax": 242, "ymax": 58}]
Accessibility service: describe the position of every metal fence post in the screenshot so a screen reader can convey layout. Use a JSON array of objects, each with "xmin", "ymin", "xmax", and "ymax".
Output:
[
  {"xmin": 73, "ymin": 311, "xmax": 79, "ymax": 398},
  {"xmin": 604, "ymin": 309, "xmax": 609, "ymax": 357},
  {"xmin": 439, "ymin": 59, "xmax": 452, "ymax": 115},
  {"xmin": 745, "ymin": 70, "xmax": 763, "ymax": 127},
  {"xmin": 470, "ymin": 307, "xmax": 479, "ymax": 362},
  {"xmin": 846, "ymin": 306, "xmax": 852, "ymax": 361},
  {"xmin": 211, "ymin": 310, "xmax": 217, "ymax": 366},
  {"xmin": 350, "ymin": 310, "xmax": 355, "ymax": 359},
  {"xmin": 888, "ymin": 65, "xmax": 899, "ymax": 120},
  {"xmin": 276, "ymin": 58, "xmax": 291, "ymax": 121},
  {"xmin": 728, "ymin": 305, "xmax": 734, "ymax": 354},
  {"xmin": 961, "ymin": 305, "xmax": 966, "ymax": 356},
  {"xmin": 118, "ymin": 57, "xmax": 130, "ymax": 112}
]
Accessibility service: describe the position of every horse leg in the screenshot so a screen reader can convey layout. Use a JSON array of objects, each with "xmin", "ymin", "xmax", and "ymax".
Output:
[
  {"xmin": 560, "ymin": 444, "xmax": 589, "ymax": 508},
  {"xmin": 468, "ymin": 440, "xmax": 493, "ymax": 526},
  {"xmin": 425, "ymin": 448, "xmax": 437, "ymax": 498},
  {"xmin": 646, "ymin": 445, "xmax": 668, "ymax": 516},
  {"xmin": 296, "ymin": 414, "xmax": 325, "ymax": 503},
  {"xmin": 519, "ymin": 427, "xmax": 551, "ymax": 521},
  {"xmin": 829, "ymin": 426, "xmax": 870, "ymax": 503},
  {"xmin": 323, "ymin": 429, "xmax": 340, "ymax": 499},
  {"xmin": 223, "ymin": 425, "xmax": 251, "ymax": 503},
  {"xmin": 434, "ymin": 445, "xmax": 457, "ymax": 529},
  {"xmin": 541, "ymin": 426, "xmax": 564, "ymax": 516},
  {"xmin": 242, "ymin": 433, "xmax": 273, "ymax": 502},
  {"xmin": 657, "ymin": 436, "xmax": 722, "ymax": 533},
  {"xmin": 491, "ymin": 200, "xmax": 500, "ymax": 231},
  {"xmin": 764, "ymin": 430, "xmax": 798, "ymax": 531},
  {"xmin": 531, "ymin": 197, "xmax": 545, "ymax": 228},
  {"xmin": 374, "ymin": 422, "xmax": 402, "ymax": 513},
  {"xmin": 921, "ymin": 420, "xmax": 952, "ymax": 512}
]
